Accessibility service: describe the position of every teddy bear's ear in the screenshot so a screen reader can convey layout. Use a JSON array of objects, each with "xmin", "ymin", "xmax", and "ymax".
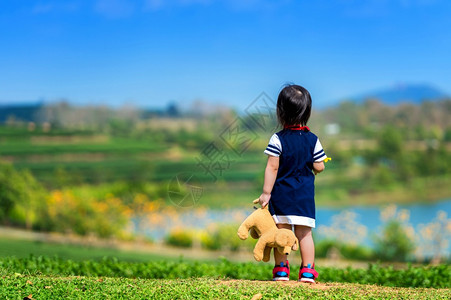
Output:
[{"xmin": 292, "ymin": 237, "xmax": 299, "ymax": 251}]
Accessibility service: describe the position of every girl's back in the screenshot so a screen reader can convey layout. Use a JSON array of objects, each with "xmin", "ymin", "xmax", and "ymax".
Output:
[{"xmin": 266, "ymin": 127, "xmax": 323, "ymax": 228}]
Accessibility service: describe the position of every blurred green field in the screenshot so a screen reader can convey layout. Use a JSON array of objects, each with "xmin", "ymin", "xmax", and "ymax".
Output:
[
  {"xmin": 0, "ymin": 129, "xmax": 268, "ymax": 186},
  {"xmin": 0, "ymin": 139, "xmax": 164, "ymax": 156},
  {"xmin": 1, "ymin": 124, "xmax": 450, "ymax": 208},
  {"xmin": 1, "ymin": 101, "xmax": 451, "ymax": 243},
  {"xmin": 0, "ymin": 237, "xmax": 172, "ymax": 262}
]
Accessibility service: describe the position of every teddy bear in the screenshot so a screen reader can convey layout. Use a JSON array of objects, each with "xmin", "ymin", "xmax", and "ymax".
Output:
[{"xmin": 237, "ymin": 199, "xmax": 299, "ymax": 262}]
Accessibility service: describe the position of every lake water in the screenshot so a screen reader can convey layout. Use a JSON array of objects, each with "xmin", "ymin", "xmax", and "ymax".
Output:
[
  {"xmin": 317, "ymin": 199, "xmax": 451, "ymax": 235},
  {"xmin": 134, "ymin": 198, "xmax": 450, "ymax": 256},
  {"xmin": 318, "ymin": 199, "xmax": 451, "ymax": 258}
]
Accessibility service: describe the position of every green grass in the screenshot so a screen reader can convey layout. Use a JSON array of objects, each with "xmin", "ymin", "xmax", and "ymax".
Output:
[
  {"xmin": 0, "ymin": 236, "xmax": 449, "ymax": 299},
  {"xmin": 1, "ymin": 277, "xmax": 449, "ymax": 300},
  {"xmin": 0, "ymin": 238, "xmax": 175, "ymax": 262},
  {"xmin": 1, "ymin": 256, "xmax": 449, "ymax": 288}
]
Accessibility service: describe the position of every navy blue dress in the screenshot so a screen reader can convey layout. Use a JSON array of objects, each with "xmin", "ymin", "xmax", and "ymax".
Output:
[{"xmin": 264, "ymin": 127, "xmax": 326, "ymax": 228}]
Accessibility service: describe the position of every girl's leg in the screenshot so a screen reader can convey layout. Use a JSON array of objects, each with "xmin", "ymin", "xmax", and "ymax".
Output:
[
  {"xmin": 294, "ymin": 225, "xmax": 315, "ymax": 267},
  {"xmin": 274, "ymin": 223, "xmax": 292, "ymax": 265}
]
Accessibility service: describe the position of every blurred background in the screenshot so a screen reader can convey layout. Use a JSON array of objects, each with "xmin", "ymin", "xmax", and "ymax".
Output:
[{"xmin": 0, "ymin": 0, "xmax": 450, "ymax": 265}]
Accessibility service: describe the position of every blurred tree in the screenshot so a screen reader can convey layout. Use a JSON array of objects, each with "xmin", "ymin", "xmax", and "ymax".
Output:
[
  {"xmin": 108, "ymin": 118, "xmax": 133, "ymax": 136},
  {"xmin": 166, "ymin": 102, "xmax": 180, "ymax": 117},
  {"xmin": 373, "ymin": 220, "xmax": 415, "ymax": 262},
  {"xmin": 371, "ymin": 164, "xmax": 396, "ymax": 187},
  {"xmin": 334, "ymin": 101, "xmax": 360, "ymax": 132},
  {"xmin": 0, "ymin": 162, "xmax": 46, "ymax": 229},
  {"xmin": 443, "ymin": 127, "xmax": 451, "ymax": 142},
  {"xmin": 396, "ymin": 153, "xmax": 417, "ymax": 182},
  {"xmin": 378, "ymin": 125, "xmax": 403, "ymax": 160},
  {"xmin": 54, "ymin": 166, "xmax": 71, "ymax": 189},
  {"xmin": 14, "ymin": 170, "xmax": 46, "ymax": 229},
  {"xmin": 417, "ymin": 211, "xmax": 451, "ymax": 264},
  {"xmin": 395, "ymin": 103, "xmax": 419, "ymax": 128},
  {"xmin": 324, "ymin": 141, "xmax": 353, "ymax": 168},
  {"xmin": 0, "ymin": 162, "xmax": 21, "ymax": 224}
]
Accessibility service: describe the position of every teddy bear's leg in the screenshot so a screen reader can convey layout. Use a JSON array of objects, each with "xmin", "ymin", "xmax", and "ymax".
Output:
[
  {"xmin": 253, "ymin": 236, "xmax": 269, "ymax": 261},
  {"xmin": 262, "ymin": 246, "xmax": 272, "ymax": 262}
]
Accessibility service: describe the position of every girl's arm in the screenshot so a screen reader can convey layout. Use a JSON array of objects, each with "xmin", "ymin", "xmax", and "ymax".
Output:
[
  {"xmin": 259, "ymin": 155, "xmax": 279, "ymax": 208},
  {"xmin": 313, "ymin": 161, "xmax": 325, "ymax": 175}
]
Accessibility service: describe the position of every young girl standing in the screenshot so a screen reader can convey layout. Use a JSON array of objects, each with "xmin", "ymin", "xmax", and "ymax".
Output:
[{"xmin": 259, "ymin": 84, "xmax": 327, "ymax": 283}]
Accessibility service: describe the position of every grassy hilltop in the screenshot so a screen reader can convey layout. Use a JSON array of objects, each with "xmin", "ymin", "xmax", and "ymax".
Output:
[{"xmin": 1, "ymin": 256, "xmax": 450, "ymax": 299}]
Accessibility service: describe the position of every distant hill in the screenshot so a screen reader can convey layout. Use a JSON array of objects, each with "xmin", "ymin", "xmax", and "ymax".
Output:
[{"xmin": 346, "ymin": 83, "xmax": 449, "ymax": 105}]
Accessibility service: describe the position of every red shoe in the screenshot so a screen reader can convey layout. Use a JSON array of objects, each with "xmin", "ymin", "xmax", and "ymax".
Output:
[
  {"xmin": 299, "ymin": 264, "xmax": 318, "ymax": 283},
  {"xmin": 273, "ymin": 261, "xmax": 290, "ymax": 281}
]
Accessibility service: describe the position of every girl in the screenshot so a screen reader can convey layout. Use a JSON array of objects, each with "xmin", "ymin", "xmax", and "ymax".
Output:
[{"xmin": 259, "ymin": 84, "xmax": 327, "ymax": 283}]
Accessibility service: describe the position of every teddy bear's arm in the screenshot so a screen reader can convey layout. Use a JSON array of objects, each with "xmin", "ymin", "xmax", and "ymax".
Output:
[{"xmin": 237, "ymin": 215, "xmax": 257, "ymax": 240}]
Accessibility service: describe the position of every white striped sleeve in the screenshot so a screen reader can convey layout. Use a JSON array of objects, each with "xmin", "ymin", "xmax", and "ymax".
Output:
[
  {"xmin": 313, "ymin": 138, "xmax": 327, "ymax": 162},
  {"xmin": 264, "ymin": 134, "xmax": 282, "ymax": 157}
]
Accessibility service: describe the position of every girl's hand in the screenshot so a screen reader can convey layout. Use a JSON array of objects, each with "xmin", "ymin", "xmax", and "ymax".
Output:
[
  {"xmin": 259, "ymin": 193, "xmax": 271, "ymax": 208},
  {"xmin": 313, "ymin": 161, "xmax": 325, "ymax": 175}
]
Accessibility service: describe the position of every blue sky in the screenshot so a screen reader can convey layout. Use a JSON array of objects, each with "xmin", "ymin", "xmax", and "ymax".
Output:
[{"xmin": 1, "ymin": 0, "xmax": 450, "ymax": 109}]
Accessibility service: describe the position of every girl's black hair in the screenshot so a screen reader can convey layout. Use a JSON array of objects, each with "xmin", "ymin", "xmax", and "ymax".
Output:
[{"xmin": 276, "ymin": 84, "xmax": 312, "ymax": 127}]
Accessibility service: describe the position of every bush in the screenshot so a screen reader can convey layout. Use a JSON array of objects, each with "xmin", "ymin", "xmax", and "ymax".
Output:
[
  {"xmin": 165, "ymin": 229, "xmax": 193, "ymax": 248},
  {"xmin": 200, "ymin": 231, "xmax": 221, "ymax": 251},
  {"xmin": 215, "ymin": 224, "xmax": 243, "ymax": 251},
  {"xmin": 315, "ymin": 239, "xmax": 374, "ymax": 261},
  {"xmin": 340, "ymin": 243, "xmax": 374, "ymax": 261},
  {"xmin": 200, "ymin": 224, "xmax": 256, "ymax": 252},
  {"xmin": 315, "ymin": 239, "xmax": 337, "ymax": 258},
  {"xmin": 45, "ymin": 190, "xmax": 130, "ymax": 238}
]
